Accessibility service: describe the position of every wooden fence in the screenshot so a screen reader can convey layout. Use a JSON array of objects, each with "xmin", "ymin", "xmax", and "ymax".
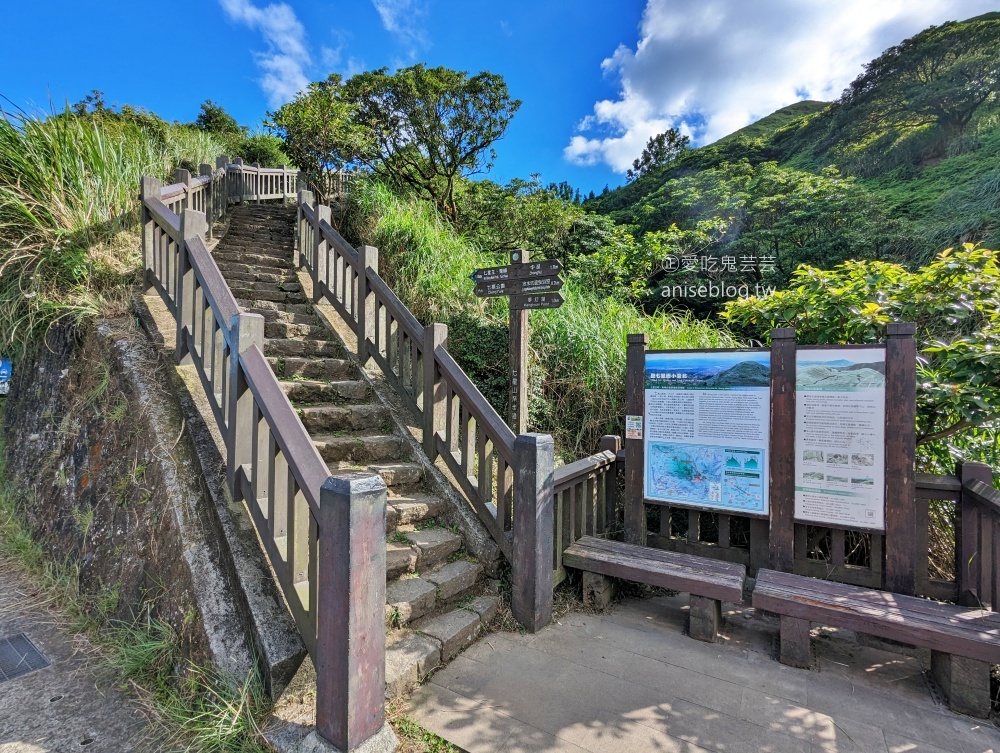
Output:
[
  {"xmin": 140, "ymin": 162, "xmax": 391, "ymax": 752},
  {"xmin": 615, "ymin": 330, "xmax": 1000, "ymax": 610},
  {"xmin": 295, "ymin": 189, "xmax": 565, "ymax": 631}
]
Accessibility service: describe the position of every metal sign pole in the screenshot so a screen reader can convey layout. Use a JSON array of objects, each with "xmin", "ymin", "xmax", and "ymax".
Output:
[{"xmin": 509, "ymin": 249, "xmax": 529, "ymax": 435}]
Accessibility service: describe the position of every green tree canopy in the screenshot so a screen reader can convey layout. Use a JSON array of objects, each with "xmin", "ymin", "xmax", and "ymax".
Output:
[
  {"xmin": 837, "ymin": 18, "xmax": 1000, "ymax": 136},
  {"xmin": 344, "ymin": 64, "xmax": 520, "ymax": 217},
  {"xmin": 626, "ymin": 128, "xmax": 690, "ymax": 182},
  {"xmin": 267, "ymin": 74, "xmax": 370, "ymax": 187},
  {"xmin": 194, "ymin": 100, "xmax": 244, "ymax": 135}
]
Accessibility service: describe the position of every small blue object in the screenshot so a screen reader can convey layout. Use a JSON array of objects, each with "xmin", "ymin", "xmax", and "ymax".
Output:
[{"xmin": 0, "ymin": 358, "xmax": 11, "ymax": 396}]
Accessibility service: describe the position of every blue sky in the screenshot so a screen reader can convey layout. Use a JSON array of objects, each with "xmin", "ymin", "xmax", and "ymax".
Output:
[{"xmin": 1, "ymin": 1, "xmax": 994, "ymax": 195}]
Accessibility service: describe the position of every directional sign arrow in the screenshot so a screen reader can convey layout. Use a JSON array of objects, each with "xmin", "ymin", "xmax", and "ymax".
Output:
[
  {"xmin": 508, "ymin": 292, "xmax": 564, "ymax": 310},
  {"xmin": 474, "ymin": 276, "xmax": 563, "ymax": 298},
  {"xmin": 470, "ymin": 259, "xmax": 563, "ymax": 283}
]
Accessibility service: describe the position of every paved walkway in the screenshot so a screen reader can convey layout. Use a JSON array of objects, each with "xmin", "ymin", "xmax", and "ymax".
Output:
[
  {"xmin": 0, "ymin": 563, "xmax": 152, "ymax": 753},
  {"xmin": 409, "ymin": 593, "xmax": 1000, "ymax": 753}
]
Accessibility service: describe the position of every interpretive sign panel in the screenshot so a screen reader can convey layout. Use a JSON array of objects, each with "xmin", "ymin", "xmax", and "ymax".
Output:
[
  {"xmin": 0, "ymin": 358, "xmax": 10, "ymax": 396},
  {"xmin": 794, "ymin": 347, "xmax": 886, "ymax": 530},
  {"xmin": 643, "ymin": 350, "xmax": 770, "ymax": 515}
]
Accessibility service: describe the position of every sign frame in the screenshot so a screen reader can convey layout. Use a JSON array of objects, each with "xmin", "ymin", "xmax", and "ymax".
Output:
[{"xmin": 641, "ymin": 346, "xmax": 772, "ymax": 519}]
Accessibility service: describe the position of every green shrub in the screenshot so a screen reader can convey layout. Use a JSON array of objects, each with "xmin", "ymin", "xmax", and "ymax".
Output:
[{"xmin": 723, "ymin": 245, "xmax": 1000, "ymax": 474}]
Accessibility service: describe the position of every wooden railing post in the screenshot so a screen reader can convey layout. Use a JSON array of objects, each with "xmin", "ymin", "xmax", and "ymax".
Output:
[
  {"xmin": 624, "ymin": 333, "xmax": 648, "ymax": 545},
  {"xmin": 357, "ymin": 245, "xmax": 378, "ymax": 361},
  {"xmin": 174, "ymin": 168, "xmax": 192, "ymax": 215},
  {"xmin": 254, "ymin": 163, "xmax": 261, "ymax": 203},
  {"xmin": 957, "ymin": 461, "xmax": 992, "ymax": 607},
  {"xmin": 175, "ymin": 209, "xmax": 207, "ymax": 365},
  {"xmin": 216, "ymin": 155, "xmax": 229, "ymax": 214},
  {"xmin": 599, "ymin": 435, "xmax": 623, "ymax": 531},
  {"xmin": 139, "ymin": 175, "xmax": 162, "ymax": 292},
  {"xmin": 313, "ymin": 472, "xmax": 398, "ymax": 753},
  {"xmin": 512, "ymin": 433, "xmax": 555, "ymax": 633},
  {"xmin": 885, "ymin": 322, "xmax": 917, "ymax": 595},
  {"xmin": 281, "ymin": 165, "xmax": 289, "ymax": 202},
  {"xmin": 234, "ymin": 158, "xmax": 244, "ymax": 202},
  {"xmin": 422, "ymin": 323, "xmax": 448, "ymax": 458},
  {"xmin": 200, "ymin": 164, "xmax": 214, "ymax": 239},
  {"xmin": 769, "ymin": 327, "xmax": 796, "ymax": 571},
  {"xmin": 297, "ymin": 189, "xmax": 312, "ymax": 269},
  {"xmin": 227, "ymin": 313, "xmax": 265, "ymax": 494}
]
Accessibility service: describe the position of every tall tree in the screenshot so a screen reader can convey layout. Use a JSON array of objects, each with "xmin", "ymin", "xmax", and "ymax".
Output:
[
  {"xmin": 267, "ymin": 74, "xmax": 370, "ymax": 184},
  {"xmin": 838, "ymin": 18, "xmax": 1000, "ymax": 135},
  {"xmin": 194, "ymin": 100, "xmax": 243, "ymax": 135},
  {"xmin": 626, "ymin": 128, "xmax": 690, "ymax": 182},
  {"xmin": 344, "ymin": 64, "xmax": 520, "ymax": 218}
]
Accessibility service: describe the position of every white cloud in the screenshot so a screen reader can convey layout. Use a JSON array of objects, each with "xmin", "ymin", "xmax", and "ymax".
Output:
[
  {"xmin": 371, "ymin": 0, "xmax": 428, "ymax": 51},
  {"xmin": 566, "ymin": 0, "xmax": 994, "ymax": 173},
  {"xmin": 219, "ymin": 0, "xmax": 311, "ymax": 107}
]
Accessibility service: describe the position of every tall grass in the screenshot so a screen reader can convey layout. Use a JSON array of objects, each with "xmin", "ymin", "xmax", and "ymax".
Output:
[
  {"xmin": 0, "ymin": 105, "xmax": 223, "ymax": 348},
  {"xmin": 344, "ymin": 178, "xmax": 743, "ymax": 457}
]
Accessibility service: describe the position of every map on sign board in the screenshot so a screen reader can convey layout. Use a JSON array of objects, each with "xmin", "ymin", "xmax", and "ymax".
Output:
[{"xmin": 643, "ymin": 350, "xmax": 770, "ymax": 515}]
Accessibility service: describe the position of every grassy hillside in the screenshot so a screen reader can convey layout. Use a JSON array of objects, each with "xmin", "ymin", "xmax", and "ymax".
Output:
[{"xmin": 587, "ymin": 15, "xmax": 1000, "ymax": 268}]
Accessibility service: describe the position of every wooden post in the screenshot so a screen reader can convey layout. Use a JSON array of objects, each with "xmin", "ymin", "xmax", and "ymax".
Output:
[
  {"xmin": 314, "ymin": 473, "xmax": 398, "ymax": 753},
  {"xmin": 956, "ymin": 461, "xmax": 992, "ymax": 607},
  {"xmin": 174, "ymin": 168, "xmax": 192, "ymax": 215},
  {"xmin": 314, "ymin": 200, "xmax": 329, "ymax": 303},
  {"xmin": 281, "ymin": 165, "xmax": 289, "ymax": 202},
  {"xmin": 884, "ymin": 322, "xmax": 917, "ymax": 595},
  {"xmin": 422, "ymin": 323, "xmax": 448, "ymax": 459},
  {"xmin": 139, "ymin": 176, "xmax": 162, "ymax": 292},
  {"xmin": 234, "ymin": 157, "xmax": 244, "ymax": 202},
  {"xmin": 226, "ymin": 313, "xmax": 265, "ymax": 494},
  {"xmin": 254, "ymin": 163, "xmax": 261, "ymax": 203},
  {"xmin": 175, "ymin": 209, "xmax": 206, "ymax": 365},
  {"xmin": 358, "ymin": 245, "xmax": 378, "ymax": 362},
  {"xmin": 769, "ymin": 327, "xmax": 796, "ymax": 571},
  {"xmin": 624, "ymin": 333, "xmax": 648, "ymax": 546},
  {"xmin": 199, "ymin": 164, "xmax": 214, "ymax": 239},
  {"xmin": 216, "ymin": 155, "xmax": 229, "ymax": 212},
  {"xmin": 512, "ymin": 433, "xmax": 555, "ymax": 633},
  {"xmin": 298, "ymin": 189, "xmax": 313, "ymax": 270},
  {"xmin": 599, "ymin": 435, "xmax": 623, "ymax": 532},
  {"xmin": 509, "ymin": 249, "xmax": 529, "ymax": 435}
]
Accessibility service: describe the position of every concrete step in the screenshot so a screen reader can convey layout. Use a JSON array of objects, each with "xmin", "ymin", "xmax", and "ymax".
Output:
[
  {"xmin": 385, "ymin": 631, "xmax": 440, "ymax": 699},
  {"xmin": 269, "ymin": 356, "xmax": 355, "ymax": 380},
  {"xmin": 263, "ymin": 338, "xmax": 344, "ymax": 358},
  {"xmin": 230, "ymin": 287, "xmax": 307, "ymax": 305},
  {"xmin": 369, "ymin": 462, "xmax": 423, "ymax": 487},
  {"xmin": 312, "ymin": 433, "xmax": 404, "ymax": 463},
  {"xmin": 412, "ymin": 605, "xmax": 485, "ymax": 662},
  {"xmin": 253, "ymin": 309, "xmax": 322, "ymax": 326},
  {"xmin": 384, "ymin": 560, "xmax": 484, "ymax": 627},
  {"xmin": 281, "ymin": 379, "xmax": 370, "ymax": 403},
  {"xmin": 239, "ymin": 301, "xmax": 315, "ymax": 318},
  {"xmin": 214, "ymin": 244, "xmax": 291, "ymax": 261},
  {"xmin": 300, "ymin": 404, "xmax": 391, "ymax": 434},
  {"xmin": 214, "ymin": 252, "xmax": 294, "ymax": 269},
  {"xmin": 384, "ymin": 527, "xmax": 461, "ymax": 580},
  {"xmin": 264, "ymin": 321, "xmax": 328, "ymax": 339},
  {"xmin": 388, "ymin": 492, "xmax": 446, "ymax": 527},
  {"xmin": 215, "ymin": 261, "xmax": 293, "ymax": 278},
  {"xmin": 222, "ymin": 270, "xmax": 296, "ymax": 285}
]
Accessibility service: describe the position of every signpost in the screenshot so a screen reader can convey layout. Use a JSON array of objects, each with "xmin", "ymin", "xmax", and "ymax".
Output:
[
  {"xmin": 471, "ymin": 250, "xmax": 564, "ymax": 434},
  {"xmin": 0, "ymin": 358, "xmax": 11, "ymax": 396}
]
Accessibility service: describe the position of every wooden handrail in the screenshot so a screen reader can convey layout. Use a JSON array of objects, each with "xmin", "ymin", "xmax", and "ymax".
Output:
[
  {"xmin": 239, "ymin": 345, "xmax": 328, "ymax": 518},
  {"xmin": 554, "ymin": 450, "xmax": 617, "ymax": 493},
  {"xmin": 435, "ymin": 346, "xmax": 516, "ymax": 458},
  {"xmin": 367, "ymin": 271, "xmax": 423, "ymax": 343},
  {"xmin": 963, "ymin": 478, "xmax": 1000, "ymax": 515},
  {"xmin": 185, "ymin": 235, "xmax": 240, "ymax": 329},
  {"xmin": 318, "ymin": 217, "xmax": 359, "ymax": 266}
]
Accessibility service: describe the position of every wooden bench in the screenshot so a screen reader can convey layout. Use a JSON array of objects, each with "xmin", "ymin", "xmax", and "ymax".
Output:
[
  {"xmin": 753, "ymin": 568, "xmax": 1000, "ymax": 717},
  {"xmin": 562, "ymin": 536, "xmax": 746, "ymax": 642}
]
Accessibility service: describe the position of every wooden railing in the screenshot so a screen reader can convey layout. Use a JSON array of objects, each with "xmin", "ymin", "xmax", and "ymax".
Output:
[
  {"xmin": 224, "ymin": 157, "xmax": 301, "ymax": 204},
  {"xmin": 139, "ymin": 163, "xmax": 392, "ymax": 752},
  {"xmin": 295, "ymin": 189, "xmax": 556, "ymax": 631},
  {"xmin": 552, "ymin": 436, "xmax": 622, "ymax": 585}
]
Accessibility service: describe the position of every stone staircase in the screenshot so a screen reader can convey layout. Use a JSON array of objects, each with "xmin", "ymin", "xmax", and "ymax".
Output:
[{"xmin": 210, "ymin": 204, "xmax": 499, "ymax": 701}]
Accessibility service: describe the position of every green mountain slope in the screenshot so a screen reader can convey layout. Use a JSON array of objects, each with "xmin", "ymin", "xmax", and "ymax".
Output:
[{"xmin": 587, "ymin": 15, "xmax": 1000, "ymax": 269}]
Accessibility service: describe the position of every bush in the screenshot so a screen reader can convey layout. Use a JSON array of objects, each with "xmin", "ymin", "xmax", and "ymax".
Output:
[
  {"xmin": 723, "ymin": 246, "xmax": 1000, "ymax": 474},
  {"xmin": 0, "ymin": 105, "xmax": 223, "ymax": 348}
]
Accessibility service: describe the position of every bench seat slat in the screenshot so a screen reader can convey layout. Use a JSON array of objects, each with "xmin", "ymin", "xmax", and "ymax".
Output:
[
  {"xmin": 563, "ymin": 536, "xmax": 745, "ymax": 603},
  {"xmin": 753, "ymin": 569, "xmax": 1000, "ymax": 664}
]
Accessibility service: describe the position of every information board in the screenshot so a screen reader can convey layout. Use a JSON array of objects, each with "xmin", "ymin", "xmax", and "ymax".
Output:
[
  {"xmin": 643, "ymin": 350, "xmax": 770, "ymax": 515},
  {"xmin": 794, "ymin": 347, "xmax": 886, "ymax": 529},
  {"xmin": 0, "ymin": 358, "xmax": 10, "ymax": 396}
]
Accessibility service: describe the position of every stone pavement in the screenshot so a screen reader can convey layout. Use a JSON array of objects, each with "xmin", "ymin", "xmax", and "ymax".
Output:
[
  {"xmin": 0, "ymin": 564, "xmax": 152, "ymax": 753},
  {"xmin": 408, "ymin": 593, "xmax": 1000, "ymax": 753}
]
